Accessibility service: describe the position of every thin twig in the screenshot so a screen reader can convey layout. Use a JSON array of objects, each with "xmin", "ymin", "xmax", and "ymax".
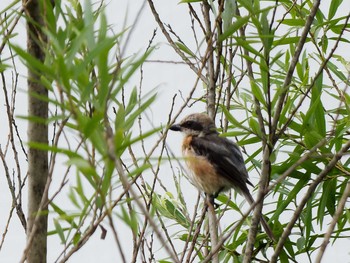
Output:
[
  {"xmin": 271, "ymin": 0, "xmax": 321, "ymax": 141},
  {"xmin": 146, "ymin": 0, "xmax": 206, "ymax": 82},
  {"xmin": 270, "ymin": 139, "xmax": 350, "ymax": 263},
  {"xmin": 315, "ymin": 180, "xmax": 350, "ymax": 263}
]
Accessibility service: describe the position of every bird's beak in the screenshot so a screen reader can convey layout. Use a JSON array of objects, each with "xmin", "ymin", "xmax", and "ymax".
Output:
[{"xmin": 169, "ymin": 124, "xmax": 182, "ymax": 131}]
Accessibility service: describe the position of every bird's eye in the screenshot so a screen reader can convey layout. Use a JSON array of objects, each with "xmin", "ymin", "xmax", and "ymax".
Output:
[{"xmin": 182, "ymin": 120, "xmax": 203, "ymax": 131}]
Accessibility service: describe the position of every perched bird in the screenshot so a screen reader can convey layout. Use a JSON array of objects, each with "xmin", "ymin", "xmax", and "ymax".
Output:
[{"xmin": 169, "ymin": 113, "xmax": 275, "ymax": 241}]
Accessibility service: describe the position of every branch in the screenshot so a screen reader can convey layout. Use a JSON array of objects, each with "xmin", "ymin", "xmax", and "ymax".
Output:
[
  {"xmin": 206, "ymin": 195, "xmax": 219, "ymax": 263},
  {"xmin": 104, "ymin": 124, "xmax": 180, "ymax": 262},
  {"xmin": 202, "ymin": 0, "xmax": 215, "ymax": 118},
  {"xmin": 146, "ymin": 0, "xmax": 206, "ymax": 82},
  {"xmin": 243, "ymin": 146, "xmax": 271, "ymax": 263},
  {"xmin": 271, "ymin": 0, "xmax": 321, "ymax": 142},
  {"xmin": 277, "ymin": 12, "xmax": 350, "ymax": 140},
  {"xmin": 270, "ymin": 139, "xmax": 350, "ymax": 262},
  {"xmin": 315, "ymin": 180, "xmax": 350, "ymax": 263}
]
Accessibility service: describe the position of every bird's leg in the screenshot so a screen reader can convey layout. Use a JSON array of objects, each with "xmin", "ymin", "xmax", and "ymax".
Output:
[{"xmin": 205, "ymin": 194, "xmax": 219, "ymax": 209}]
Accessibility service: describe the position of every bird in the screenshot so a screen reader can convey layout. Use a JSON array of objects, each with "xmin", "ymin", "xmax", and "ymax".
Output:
[{"xmin": 169, "ymin": 112, "xmax": 275, "ymax": 241}]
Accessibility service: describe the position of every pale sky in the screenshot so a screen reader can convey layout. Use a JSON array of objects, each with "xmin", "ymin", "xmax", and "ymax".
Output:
[{"xmin": 0, "ymin": 0, "xmax": 349, "ymax": 262}]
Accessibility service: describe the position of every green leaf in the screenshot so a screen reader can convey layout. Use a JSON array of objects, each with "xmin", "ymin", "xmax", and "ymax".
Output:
[
  {"xmin": 73, "ymin": 232, "xmax": 81, "ymax": 246},
  {"xmin": 312, "ymin": 73, "xmax": 326, "ymax": 137},
  {"xmin": 125, "ymin": 87, "xmax": 138, "ymax": 115},
  {"xmin": 116, "ymin": 205, "xmax": 138, "ymax": 235},
  {"xmin": 304, "ymin": 197, "xmax": 313, "ymax": 242},
  {"xmin": 273, "ymin": 36, "xmax": 307, "ymax": 46},
  {"xmin": 216, "ymin": 194, "xmax": 242, "ymax": 214},
  {"xmin": 175, "ymin": 41, "xmax": 196, "ymax": 58},
  {"xmin": 152, "ymin": 192, "xmax": 189, "ymax": 228},
  {"xmin": 234, "ymin": 37, "xmax": 263, "ymax": 58},
  {"xmin": 248, "ymin": 117, "xmax": 262, "ymax": 137},
  {"xmin": 219, "ymin": 15, "xmax": 250, "ymax": 42},
  {"xmin": 68, "ymin": 188, "xmax": 81, "ymax": 209},
  {"xmin": 280, "ymin": 19, "xmax": 305, "ymax": 27},
  {"xmin": 66, "ymin": 157, "xmax": 99, "ymax": 189},
  {"xmin": 328, "ymin": 0, "xmax": 343, "ymax": 20},
  {"xmin": 327, "ymin": 60, "xmax": 347, "ymax": 81},
  {"xmin": 239, "ymin": 136, "xmax": 261, "ymax": 146},
  {"xmin": 123, "ymin": 92, "xmax": 157, "ymax": 131},
  {"xmin": 318, "ymin": 178, "xmax": 337, "ymax": 226},
  {"xmin": 279, "ymin": 248, "xmax": 290, "ymax": 263},
  {"xmin": 50, "ymin": 202, "xmax": 78, "ymax": 228},
  {"xmin": 304, "ymin": 130, "xmax": 324, "ymax": 149},
  {"xmin": 296, "ymin": 236, "xmax": 305, "ymax": 251},
  {"xmin": 251, "ymin": 81, "xmax": 266, "ymax": 106},
  {"xmin": 271, "ymin": 173, "xmax": 310, "ymax": 222},
  {"xmin": 11, "ymin": 45, "xmax": 55, "ymax": 77},
  {"xmin": 53, "ymin": 219, "xmax": 66, "ymax": 244},
  {"xmin": 222, "ymin": 0, "xmax": 236, "ymax": 31},
  {"xmin": 221, "ymin": 106, "xmax": 245, "ymax": 130},
  {"xmin": 101, "ymin": 159, "xmax": 114, "ymax": 197}
]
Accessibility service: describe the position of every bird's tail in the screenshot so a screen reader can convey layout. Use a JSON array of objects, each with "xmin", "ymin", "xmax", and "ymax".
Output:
[{"xmin": 243, "ymin": 191, "xmax": 276, "ymax": 242}]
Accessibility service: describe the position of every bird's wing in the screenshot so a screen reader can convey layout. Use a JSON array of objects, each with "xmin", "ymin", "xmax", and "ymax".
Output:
[{"xmin": 190, "ymin": 135, "xmax": 252, "ymax": 193}]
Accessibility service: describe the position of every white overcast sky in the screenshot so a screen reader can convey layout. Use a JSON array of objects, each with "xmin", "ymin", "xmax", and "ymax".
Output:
[{"xmin": 0, "ymin": 0, "xmax": 350, "ymax": 262}]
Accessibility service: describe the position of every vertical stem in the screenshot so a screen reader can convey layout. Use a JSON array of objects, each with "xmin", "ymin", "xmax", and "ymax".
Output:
[
  {"xmin": 235, "ymin": 5, "xmax": 269, "ymax": 261},
  {"xmin": 207, "ymin": 195, "xmax": 219, "ymax": 263},
  {"xmin": 243, "ymin": 146, "xmax": 271, "ymax": 263},
  {"xmin": 315, "ymin": 181, "xmax": 350, "ymax": 263},
  {"xmin": 203, "ymin": 1, "xmax": 215, "ymax": 119},
  {"xmin": 24, "ymin": 0, "xmax": 48, "ymax": 262},
  {"xmin": 202, "ymin": 3, "xmax": 220, "ymax": 262}
]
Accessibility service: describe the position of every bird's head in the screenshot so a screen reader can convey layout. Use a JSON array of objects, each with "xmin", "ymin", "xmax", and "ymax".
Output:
[{"xmin": 169, "ymin": 113, "xmax": 218, "ymax": 136}]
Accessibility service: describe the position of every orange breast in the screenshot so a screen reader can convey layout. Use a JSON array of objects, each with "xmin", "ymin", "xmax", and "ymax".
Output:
[{"xmin": 182, "ymin": 136, "xmax": 228, "ymax": 195}]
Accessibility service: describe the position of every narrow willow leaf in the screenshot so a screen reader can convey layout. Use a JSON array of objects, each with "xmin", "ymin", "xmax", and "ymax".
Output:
[
  {"xmin": 175, "ymin": 41, "xmax": 195, "ymax": 58},
  {"xmin": 271, "ymin": 173, "xmax": 310, "ymax": 222},
  {"xmin": 279, "ymin": 248, "xmax": 290, "ymax": 263},
  {"xmin": 67, "ymin": 157, "xmax": 99, "ymax": 189},
  {"xmin": 313, "ymin": 73, "xmax": 326, "ymax": 137},
  {"xmin": 327, "ymin": 60, "xmax": 347, "ymax": 81},
  {"xmin": 249, "ymin": 117, "xmax": 262, "ymax": 137},
  {"xmin": 11, "ymin": 45, "xmax": 55, "ymax": 77},
  {"xmin": 54, "ymin": 219, "xmax": 66, "ymax": 244},
  {"xmin": 279, "ymin": 19, "xmax": 305, "ymax": 26},
  {"xmin": 318, "ymin": 178, "xmax": 336, "ymax": 227},
  {"xmin": 304, "ymin": 197, "xmax": 313, "ymax": 242},
  {"xmin": 222, "ymin": 0, "xmax": 236, "ymax": 31},
  {"xmin": 251, "ymin": 81, "xmax": 266, "ymax": 106},
  {"xmin": 328, "ymin": 0, "xmax": 343, "ymax": 20},
  {"xmin": 219, "ymin": 15, "xmax": 250, "ymax": 42},
  {"xmin": 216, "ymin": 194, "xmax": 242, "ymax": 214},
  {"xmin": 273, "ymin": 36, "xmax": 306, "ymax": 46}
]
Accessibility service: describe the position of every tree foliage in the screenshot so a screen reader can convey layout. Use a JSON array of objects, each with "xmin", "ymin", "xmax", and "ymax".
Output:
[{"xmin": 0, "ymin": 0, "xmax": 350, "ymax": 262}]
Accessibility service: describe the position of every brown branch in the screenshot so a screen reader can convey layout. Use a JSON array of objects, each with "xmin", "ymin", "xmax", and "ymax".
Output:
[
  {"xmin": 23, "ymin": 0, "xmax": 50, "ymax": 262},
  {"xmin": 202, "ymin": 1, "xmax": 216, "ymax": 119},
  {"xmin": 235, "ymin": 4, "xmax": 269, "ymax": 259},
  {"xmin": 146, "ymin": 0, "xmax": 206, "ymax": 83},
  {"xmin": 271, "ymin": 0, "xmax": 321, "ymax": 143},
  {"xmin": 270, "ymin": 139, "xmax": 350, "ymax": 262},
  {"xmin": 277, "ymin": 12, "xmax": 350, "ymax": 140},
  {"xmin": 315, "ymin": 180, "xmax": 350, "ymax": 263}
]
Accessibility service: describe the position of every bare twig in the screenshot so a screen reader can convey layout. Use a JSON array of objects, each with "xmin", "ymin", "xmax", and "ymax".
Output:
[
  {"xmin": 146, "ymin": 0, "xmax": 206, "ymax": 82},
  {"xmin": 270, "ymin": 139, "xmax": 350, "ymax": 263},
  {"xmin": 271, "ymin": 0, "xmax": 321, "ymax": 141},
  {"xmin": 315, "ymin": 180, "xmax": 350, "ymax": 263}
]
